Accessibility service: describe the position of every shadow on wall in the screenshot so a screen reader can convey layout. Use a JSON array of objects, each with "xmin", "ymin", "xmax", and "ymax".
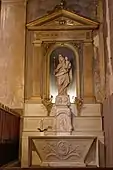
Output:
[
  {"xmin": 103, "ymin": 93, "xmax": 113, "ymax": 167},
  {"xmin": 0, "ymin": 140, "xmax": 19, "ymax": 166},
  {"xmin": 26, "ymin": 0, "xmax": 98, "ymax": 23},
  {"xmin": 0, "ymin": 106, "xmax": 20, "ymax": 166}
]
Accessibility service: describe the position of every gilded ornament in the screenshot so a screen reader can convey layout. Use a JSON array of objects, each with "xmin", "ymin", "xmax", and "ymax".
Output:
[
  {"xmin": 42, "ymin": 97, "xmax": 53, "ymax": 116},
  {"xmin": 74, "ymin": 97, "xmax": 83, "ymax": 116}
]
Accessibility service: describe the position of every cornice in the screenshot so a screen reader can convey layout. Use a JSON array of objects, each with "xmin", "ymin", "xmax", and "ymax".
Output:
[{"xmin": 1, "ymin": 0, "xmax": 28, "ymax": 4}]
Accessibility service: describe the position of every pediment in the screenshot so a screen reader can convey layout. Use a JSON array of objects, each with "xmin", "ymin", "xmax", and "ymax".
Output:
[{"xmin": 27, "ymin": 9, "xmax": 99, "ymax": 30}]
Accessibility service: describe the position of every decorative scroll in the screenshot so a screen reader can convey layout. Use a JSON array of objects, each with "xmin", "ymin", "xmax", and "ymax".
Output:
[{"xmin": 42, "ymin": 140, "xmax": 81, "ymax": 160}]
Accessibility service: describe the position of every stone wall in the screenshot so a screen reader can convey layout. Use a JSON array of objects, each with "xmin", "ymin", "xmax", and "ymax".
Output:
[
  {"xmin": 103, "ymin": 0, "xmax": 113, "ymax": 167},
  {"xmin": 0, "ymin": 0, "xmax": 27, "ymax": 111},
  {"xmin": 104, "ymin": 0, "xmax": 113, "ymax": 96},
  {"xmin": 27, "ymin": 0, "xmax": 98, "ymax": 23},
  {"xmin": 103, "ymin": 94, "xmax": 113, "ymax": 167},
  {"xmin": 108, "ymin": 0, "xmax": 113, "ymax": 70}
]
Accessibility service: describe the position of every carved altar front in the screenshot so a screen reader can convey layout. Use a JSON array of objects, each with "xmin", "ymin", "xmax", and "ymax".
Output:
[
  {"xmin": 28, "ymin": 136, "xmax": 100, "ymax": 167},
  {"xmin": 21, "ymin": 3, "xmax": 105, "ymax": 168}
]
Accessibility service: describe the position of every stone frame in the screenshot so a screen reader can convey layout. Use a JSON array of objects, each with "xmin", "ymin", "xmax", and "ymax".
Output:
[{"xmin": 25, "ymin": 8, "xmax": 99, "ymax": 103}]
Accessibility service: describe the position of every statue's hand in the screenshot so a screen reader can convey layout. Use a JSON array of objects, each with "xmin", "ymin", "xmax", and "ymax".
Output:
[{"xmin": 54, "ymin": 68, "xmax": 58, "ymax": 74}]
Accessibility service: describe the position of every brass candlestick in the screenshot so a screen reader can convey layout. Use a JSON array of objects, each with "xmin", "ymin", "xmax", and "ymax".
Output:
[{"xmin": 37, "ymin": 119, "xmax": 52, "ymax": 132}]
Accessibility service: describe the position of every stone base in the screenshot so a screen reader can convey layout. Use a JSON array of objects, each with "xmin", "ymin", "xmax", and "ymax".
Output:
[
  {"xmin": 27, "ymin": 136, "xmax": 101, "ymax": 168},
  {"xmin": 55, "ymin": 95, "xmax": 70, "ymax": 106},
  {"xmin": 21, "ymin": 103, "xmax": 104, "ymax": 167},
  {"xmin": 55, "ymin": 95, "xmax": 72, "ymax": 134},
  {"xmin": 55, "ymin": 106, "xmax": 72, "ymax": 134},
  {"xmin": 56, "ymin": 132, "xmax": 71, "ymax": 136},
  {"xmin": 41, "ymin": 162, "xmax": 86, "ymax": 167}
]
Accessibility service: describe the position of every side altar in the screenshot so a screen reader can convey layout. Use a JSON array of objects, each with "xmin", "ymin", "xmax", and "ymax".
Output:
[{"xmin": 21, "ymin": 1, "xmax": 105, "ymax": 168}]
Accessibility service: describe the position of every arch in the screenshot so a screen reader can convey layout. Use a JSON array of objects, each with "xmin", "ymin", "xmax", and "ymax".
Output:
[{"xmin": 45, "ymin": 42, "xmax": 80, "ymax": 103}]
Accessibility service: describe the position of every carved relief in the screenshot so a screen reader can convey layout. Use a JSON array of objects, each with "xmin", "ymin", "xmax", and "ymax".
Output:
[
  {"xmin": 43, "ymin": 17, "xmax": 84, "ymax": 27},
  {"xmin": 29, "ymin": 137, "xmax": 98, "ymax": 167},
  {"xmin": 56, "ymin": 111, "xmax": 72, "ymax": 133},
  {"xmin": 34, "ymin": 31, "xmax": 88, "ymax": 41},
  {"xmin": 70, "ymin": 41, "xmax": 83, "ymax": 52},
  {"xmin": 55, "ymin": 95, "xmax": 70, "ymax": 106},
  {"xmin": 42, "ymin": 42, "xmax": 56, "ymax": 56},
  {"xmin": 42, "ymin": 141, "xmax": 81, "ymax": 160}
]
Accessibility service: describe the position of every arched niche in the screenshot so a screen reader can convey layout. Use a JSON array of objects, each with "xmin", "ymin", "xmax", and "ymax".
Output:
[
  {"xmin": 26, "ymin": 6, "xmax": 99, "ymax": 103},
  {"xmin": 46, "ymin": 43, "xmax": 80, "ymax": 103}
]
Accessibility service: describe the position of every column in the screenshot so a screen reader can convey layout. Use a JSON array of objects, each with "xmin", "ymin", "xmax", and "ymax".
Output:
[
  {"xmin": 31, "ymin": 41, "xmax": 42, "ymax": 103},
  {"xmin": 0, "ymin": 0, "xmax": 27, "ymax": 109},
  {"xmin": 83, "ymin": 42, "xmax": 95, "ymax": 103}
]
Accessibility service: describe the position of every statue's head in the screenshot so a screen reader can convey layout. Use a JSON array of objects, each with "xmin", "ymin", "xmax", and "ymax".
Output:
[
  {"xmin": 58, "ymin": 54, "xmax": 64, "ymax": 63},
  {"xmin": 65, "ymin": 56, "xmax": 68, "ymax": 61}
]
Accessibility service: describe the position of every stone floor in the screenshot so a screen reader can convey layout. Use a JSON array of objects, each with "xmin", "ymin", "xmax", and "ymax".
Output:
[{"xmin": 3, "ymin": 167, "xmax": 97, "ymax": 170}]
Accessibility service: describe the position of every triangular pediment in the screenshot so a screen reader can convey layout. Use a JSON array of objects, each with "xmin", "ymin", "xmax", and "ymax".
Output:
[{"xmin": 27, "ymin": 9, "xmax": 99, "ymax": 30}]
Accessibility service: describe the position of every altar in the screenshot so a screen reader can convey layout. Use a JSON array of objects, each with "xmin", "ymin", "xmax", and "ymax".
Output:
[
  {"xmin": 28, "ymin": 136, "xmax": 100, "ymax": 167},
  {"xmin": 21, "ymin": 1, "xmax": 105, "ymax": 168}
]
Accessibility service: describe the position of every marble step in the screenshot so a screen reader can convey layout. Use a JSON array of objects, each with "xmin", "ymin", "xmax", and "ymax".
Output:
[
  {"xmin": 24, "ymin": 103, "xmax": 102, "ymax": 117},
  {"xmin": 22, "ymin": 116, "xmax": 103, "ymax": 132}
]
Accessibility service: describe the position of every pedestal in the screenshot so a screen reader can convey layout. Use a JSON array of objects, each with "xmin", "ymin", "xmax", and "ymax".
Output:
[{"xmin": 55, "ymin": 95, "xmax": 72, "ymax": 135}]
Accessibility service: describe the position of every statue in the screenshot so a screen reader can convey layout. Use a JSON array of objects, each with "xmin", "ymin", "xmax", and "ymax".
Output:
[
  {"xmin": 53, "ymin": 54, "xmax": 73, "ymax": 135},
  {"xmin": 54, "ymin": 54, "xmax": 72, "ymax": 95},
  {"xmin": 65, "ymin": 56, "xmax": 72, "ymax": 82}
]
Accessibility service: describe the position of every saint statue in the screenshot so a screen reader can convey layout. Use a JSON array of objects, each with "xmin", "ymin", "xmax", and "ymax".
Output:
[{"xmin": 54, "ymin": 54, "xmax": 72, "ymax": 95}]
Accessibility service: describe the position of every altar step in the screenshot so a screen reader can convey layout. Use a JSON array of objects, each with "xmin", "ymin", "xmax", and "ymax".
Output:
[
  {"xmin": 24, "ymin": 103, "xmax": 102, "ymax": 117},
  {"xmin": 23, "ymin": 103, "xmax": 103, "ymax": 134},
  {"xmin": 3, "ymin": 167, "xmax": 97, "ymax": 170}
]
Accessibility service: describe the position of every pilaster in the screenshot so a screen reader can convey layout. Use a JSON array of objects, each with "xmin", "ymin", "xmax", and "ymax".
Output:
[
  {"xmin": 83, "ymin": 42, "xmax": 95, "ymax": 103},
  {"xmin": 30, "ymin": 41, "xmax": 42, "ymax": 103},
  {"xmin": 0, "ymin": 0, "xmax": 27, "ymax": 109}
]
